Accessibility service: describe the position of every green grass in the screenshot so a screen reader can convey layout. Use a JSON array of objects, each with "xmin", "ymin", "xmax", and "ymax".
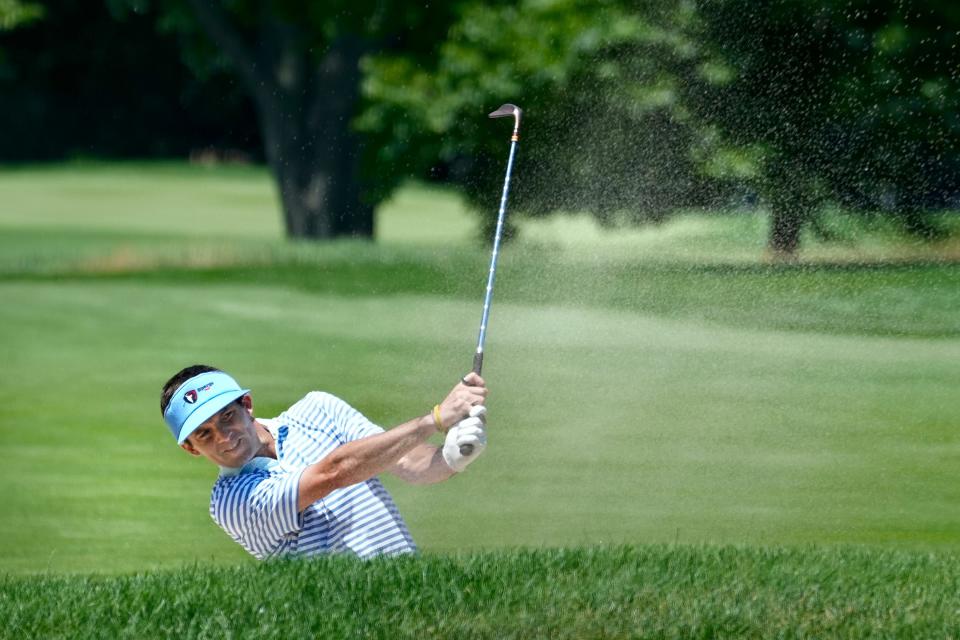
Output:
[
  {"xmin": 3, "ymin": 546, "xmax": 959, "ymax": 639},
  {"xmin": 0, "ymin": 161, "xmax": 283, "ymax": 237},
  {"xmin": 1, "ymin": 161, "xmax": 959, "ymax": 591},
  {"xmin": 3, "ymin": 278, "xmax": 958, "ymax": 575}
]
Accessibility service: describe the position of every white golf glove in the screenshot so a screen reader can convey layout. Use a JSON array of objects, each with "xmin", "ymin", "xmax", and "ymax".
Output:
[{"xmin": 442, "ymin": 405, "xmax": 487, "ymax": 473}]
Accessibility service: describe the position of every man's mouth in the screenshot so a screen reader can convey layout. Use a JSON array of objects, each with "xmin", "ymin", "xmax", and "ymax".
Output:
[{"xmin": 223, "ymin": 437, "xmax": 241, "ymax": 454}]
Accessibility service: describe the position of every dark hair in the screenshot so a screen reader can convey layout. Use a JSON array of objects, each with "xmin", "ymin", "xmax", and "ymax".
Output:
[{"xmin": 160, "ymin": 364, "xmax": 219, "ymax": 415}]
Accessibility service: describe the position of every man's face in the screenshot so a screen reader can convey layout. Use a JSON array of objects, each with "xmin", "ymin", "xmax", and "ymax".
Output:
[{"xmin": 180, "ymin": 395, "xmax": 260, "ymax": 468}]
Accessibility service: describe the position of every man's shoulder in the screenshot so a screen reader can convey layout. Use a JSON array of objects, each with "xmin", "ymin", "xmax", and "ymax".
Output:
[
  {"xmin": 211, "ymin": 468, "xmax": 269, "ymax": 497},
  {"xmin": 274, "ymin": 390, "xmax": 381, "ymax": 445},
  {"xmin": 280, "ymin": 391, "xmax": 349, "ymax": 424},
  {"xmin": 210, "ymin": 472, "xmax": 254, "ymax": 524},
  {"xmin": 209, "ymin": 466, "xmax": 288, "ymax": 521},
  {"xmin": 290, "ymin": 390, "xmax": 342, "ymax": 409}
]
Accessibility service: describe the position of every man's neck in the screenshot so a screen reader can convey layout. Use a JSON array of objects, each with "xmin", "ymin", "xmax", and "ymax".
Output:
[{"xmin": 253, "ymin": 420, "xmax": 278, "ymax": 459}]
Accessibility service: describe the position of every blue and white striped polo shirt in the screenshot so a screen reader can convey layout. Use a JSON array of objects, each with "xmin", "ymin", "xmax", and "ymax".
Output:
[{"xmin": 209, "ymin": 391, "xmax": 417, "ymax": 560}]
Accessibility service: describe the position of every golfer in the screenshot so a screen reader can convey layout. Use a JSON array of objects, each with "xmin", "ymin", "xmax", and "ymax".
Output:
[{"xmin": 160, "ymin": 365, "xmax": 489, "ymax": 559}]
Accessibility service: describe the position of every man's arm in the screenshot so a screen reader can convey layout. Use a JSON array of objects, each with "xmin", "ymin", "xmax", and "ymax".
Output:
[
  {"xmin": 296, "ymin": 373, "xmax": 488, "ymax": 511},
  {"xmin": 296, "ymin": 413, "xmax": 437, "ymax": 511},
  {"xmin": 389, "ymin": 444, "xmax": 454, "ymax": 485},
  {"xmin": 389, "ymin": 405, "xmax": 489, "ymax": 483}
]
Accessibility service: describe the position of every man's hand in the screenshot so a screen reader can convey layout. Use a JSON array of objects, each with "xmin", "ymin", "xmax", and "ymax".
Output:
[
  {"xmin": 436, "ymin": 372, "xmax": 488, "ymax": 431},
  {"xmin": 442, "ymin": 405, "xmax": 487, "ymax": 472}
]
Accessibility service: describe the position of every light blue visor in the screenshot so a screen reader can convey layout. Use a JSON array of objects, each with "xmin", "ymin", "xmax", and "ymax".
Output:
[{"xmin": 163, "ymin": 371, "xmax": 250, "ymax": 444}]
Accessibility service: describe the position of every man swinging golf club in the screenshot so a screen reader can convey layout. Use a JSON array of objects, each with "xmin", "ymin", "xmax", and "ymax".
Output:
[
  {"xmin": 159, "ymin": 104, "xmax": 519, "ymax": 561},
  {"xmin": 160, "ymin": 365, "xmax": 488, "ymax": 559}
]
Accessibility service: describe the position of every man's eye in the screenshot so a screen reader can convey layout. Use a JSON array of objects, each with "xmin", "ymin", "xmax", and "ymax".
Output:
[
  {"xmin": 196, "ymin": 430, "xmax": 209, "ymax": 440},
  {"xmin": 221, "ymin": 411, "xmax": 233, "ymax": 422}
]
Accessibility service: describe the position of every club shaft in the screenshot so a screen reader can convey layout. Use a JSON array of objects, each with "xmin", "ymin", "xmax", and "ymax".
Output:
[
  {"xmin": 473, "ymin": 137, "xmax": 518, "ymax": 375},
  {"xmin": 462, "ymin": 105, "xmax": 520, "ymax": 458}
]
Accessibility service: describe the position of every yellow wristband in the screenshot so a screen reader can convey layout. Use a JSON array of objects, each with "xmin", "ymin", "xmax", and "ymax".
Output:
[{"xmin": 432, "ymin": 404, "xmax": 444, "ymax": 432}]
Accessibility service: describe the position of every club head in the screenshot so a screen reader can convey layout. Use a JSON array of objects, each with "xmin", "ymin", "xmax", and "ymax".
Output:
[
  {"xmin": 489, "ymin": 104, "xmax": 519, "ymax": 118},
  {"xmin": 489, "ymin": 103, "xmax": 522, "ymax": 131}
]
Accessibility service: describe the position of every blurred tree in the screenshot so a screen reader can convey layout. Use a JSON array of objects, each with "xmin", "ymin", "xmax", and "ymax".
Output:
[
  {"xmin": 691, "ymin": 0, "xmax": 960, "ymax": 256},
  {"xmin": 359, "ymin": 0, "xmax": 731, "ymax": 238},
  {"xmin": 10, "ymin": 0, "xmax": 954, "ymax": 254},
  {"xmin": 0, "ymin": 0, "xmax": 42, "ymax": 31},
  {"xmin": 0, "ymin": 0, "xmax": 259, "ymax": 161},
  {"xmin": 0, "ymin": 0, "xmax": 42, "ymax": 70},
  {"xmin": 119, "ymin": 0, "xmax": 467, "ymax": 239}
]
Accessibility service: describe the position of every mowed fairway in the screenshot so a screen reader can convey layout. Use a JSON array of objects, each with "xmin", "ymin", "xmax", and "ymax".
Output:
[{"xmin": 1, "ymin": 163, "xmax": 959, "ymax": 575}]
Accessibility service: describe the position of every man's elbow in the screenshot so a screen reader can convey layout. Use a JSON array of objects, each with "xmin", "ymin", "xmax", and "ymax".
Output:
[{"xmin": 299, "ymin": 456, "xmax": 359, "ymax": 505}]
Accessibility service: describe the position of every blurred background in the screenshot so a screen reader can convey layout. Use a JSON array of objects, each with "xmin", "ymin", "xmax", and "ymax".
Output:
[
  {"xmin": 4, "ymin": 0, "xmax": 959, "ymax": 251},
  {"xmin": 1, "ymin": 0, "xmax": 958, "ymax": 574}
]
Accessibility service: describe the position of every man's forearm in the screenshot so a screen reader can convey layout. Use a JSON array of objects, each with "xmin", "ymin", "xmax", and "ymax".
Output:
[
  {"xmin": 389, "ymin": 444, "xmax": 456, "ymax": 485},
  {"xmin": 297, "ymin": 414, "xmax": 436, "ymax": 511}
]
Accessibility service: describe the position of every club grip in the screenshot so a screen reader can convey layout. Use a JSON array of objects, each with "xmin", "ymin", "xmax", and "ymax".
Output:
[{"xmin": 459, "ymin": 353, "xmax": 484, "ymax": 456}]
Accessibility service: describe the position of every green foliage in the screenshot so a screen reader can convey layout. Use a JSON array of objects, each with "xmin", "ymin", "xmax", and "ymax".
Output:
[
  {"xmin": 359, "ymin": 0, "xmax": 731, "ymax": 234},
  {"xmin": 362, "ymin": 0, "xmax": 959, "ymax": 248},
  {"xmin": 115, "ymin": 0, "xmax": 464, "ymax": 79},
  {"xmin": 691, "ymin": 0, "xmax": 960, "ymax": 237},
  {"xmin": 0, "ymin": 0, "xmax": 42, "ymax": 31},
  {"xmin": 3, "ymin": 546, "xmax": 960, "ymax": 638},
  {"xmin": 7, "ymin": 0, "xmax": 957, "ymax": 250},
  {"xmin": 4, "ymin": 0, "xmax": 958, "ymax": 251},
  {"xmin": 0, "ymin": 2, "xmax": 259, "ymax": 161},
  {"xmin": 0, "ymin": 0, "xmax": 42, "ymax": 73}
]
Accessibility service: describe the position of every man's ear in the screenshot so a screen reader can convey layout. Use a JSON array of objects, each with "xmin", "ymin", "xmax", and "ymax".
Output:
[
  {"xmin": 241, "ymin": 393, "xmax": 254, "ymax": 417},
  {"xmin": 180, "ymin": 441, "xmax": 201, "ymax": 456}
]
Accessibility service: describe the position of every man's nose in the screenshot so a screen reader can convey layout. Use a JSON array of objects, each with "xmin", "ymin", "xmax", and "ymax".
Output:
[{"xmin": 212, "ymin": 425, "xmax": 232, "ymax": 445}]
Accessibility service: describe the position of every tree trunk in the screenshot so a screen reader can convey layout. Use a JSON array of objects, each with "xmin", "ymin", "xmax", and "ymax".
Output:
[
  {"xmin": 184, "ymin": 1, "xmax": 373, "ymax": 240},
  {"xmin": 765, "ymin": 160, "xmax": 816, "ymax": 259},
  {"xmin": 768, "ymin": 203, "xmax": 803, "ymax": 256},
  {"xmin": 257, "ymin": 39, "xmax": 373, "ymax": 238},
  {"xmin": 256, "ymin": 37, "xmax": 373, "ymax": 240}
]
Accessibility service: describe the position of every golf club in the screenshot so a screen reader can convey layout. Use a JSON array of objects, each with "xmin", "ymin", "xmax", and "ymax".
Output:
[{"xmin": 460, "ymin": 103, "xmax": 522, "ymax": 455}]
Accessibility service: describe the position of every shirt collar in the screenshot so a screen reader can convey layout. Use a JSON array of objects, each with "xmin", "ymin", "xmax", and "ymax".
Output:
[{"xmin": 219, "ymin": 456, "xmax": 279, "ymax": 477}]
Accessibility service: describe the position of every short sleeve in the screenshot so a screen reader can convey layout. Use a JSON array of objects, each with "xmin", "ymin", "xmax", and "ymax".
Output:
[{"xmin": 210, "ymin": 468, "xmax": 305, "ymax": 559}]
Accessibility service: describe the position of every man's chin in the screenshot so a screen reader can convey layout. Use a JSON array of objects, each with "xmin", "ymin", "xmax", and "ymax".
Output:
[{"xmin": 219, "ymin": 446, "xmax": 255, "ymax": 469}]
